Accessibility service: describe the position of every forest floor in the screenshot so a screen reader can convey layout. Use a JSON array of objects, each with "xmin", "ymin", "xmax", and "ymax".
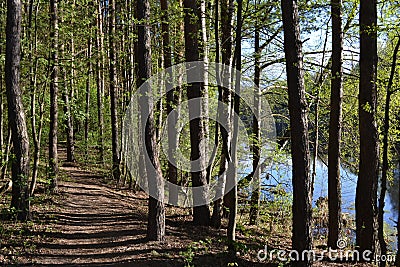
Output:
[{"xmin": 0, "ymin": 149, "xmax": 376, "ymax": 266}]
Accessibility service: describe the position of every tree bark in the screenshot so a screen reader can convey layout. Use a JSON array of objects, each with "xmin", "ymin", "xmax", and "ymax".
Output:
[
  {"xmin": 85, "ymin": 36, "xmax": 92, "ymax": 158},
  {"xmin": 281, "ymin": 0, "xmax": 312, "ymax": 266},
  {"xmin": 6, "ymin": 0, "xmax": 31, "ymax": 221},
  {"xmin": 49, "ymin": 0, "xmax": 59, "ymax": 192},
  {"xmin": 226, "ymin": 0, "xmax": 242, "ymax": 251},
  {"xmin": 210, "ymin": 0, "xmax": 225, "ymax": 228},
  {"xmin": 0, "ymin": 4, "xmax": 3, "ymax": 159},
  {"xmin": 60, "ymin": 6, "xmax": 75, "ymax": 163},
  {"xmin": 200, "ymin": 0, "xmax": 209, "ymax": 163},
  {"xmin": 0, "ymin": 1, "xmax": 3, "ymax": 161},
  {"xmin": 327, "ymin": 0, "xmax": 343, "ymax": 249},
  {"xmin": 28, "ymin": 0, "xmax": 43, "ymax": 196},
  {"xmin": 356, "ymin": 0, "xmax": 379, "ymax": 256},
  {"xmin": 249, "ymin": 10, "xmax": 261, "ymax": 225},
  {"xmin": 160, "ymin": 0, "xmax": 179, "ymax": 205},
  {"xmin": 96, "ymin": 0, "xmax": 105, "ymax": 164},
  {"xmin": 69, "ymin": 0, "xmax": 76, "ymax": 150},
  {"xmin": 132, "ymin": 3, "xmax": 148, "ymax": 192},
  {"xmin": 184, "ymin": 0, "xmax": 211, "ymax": 226},
  {"xmin": 0, "ymin": 90, "xmax": 3, "ymax": 161},
  {"xmin": 137, "ymin": 0, "xmax": 166, "ymax": 241},
  {"xmin": 62, "ymin": 73, "xmax": 75, "ymax": 162},
  {"xmin": 378, "ymin": 38, "xmax": 400, "ymax": 266},
  {"xmin": 219, "ymin": 0, "xmax": 234, "ymax": 223},
  {"xmin": 109, "ymin": 0, "xmax": 121, "ymax": 182},
  {"xmin": 397, "ymin": 153, "xmax": 400, "ymax": 266}
]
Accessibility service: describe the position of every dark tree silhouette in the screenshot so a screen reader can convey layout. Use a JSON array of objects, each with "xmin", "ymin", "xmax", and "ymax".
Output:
[
  {"xmin": 378, "ymin": 38, "xmax": 400, "ymax": 265},
  {"xmin": 356, "ymin": 0, "xmax": 379, "ymax": 256},
  {"xmin": 161, "ymin": 0, "xmax": 178, "ymax": 206},
  {"xmin": 49, "ymin": 0, "xmax": 59, "ymax": 192},
  {"xmin": 109, "ymin": 0, "xmax": 121, "ymax": 182},
  {"xmin": 249, "ymin": 4, "xmax": 261, "ymax": 225},
  {"xmin": 137, "ymin": 0, "xmax": 166, "ymax": 241},
  {"xmin": 183, "ymin": 0, "xmax": 210, "ymax": 226},
  {"xmin": 6, "ymin": 0, "xmax": 31, "ymax": 220},
  {"xmin": 327, "ymin": 0, "xmax": 343, "ymax": 249},
  {"xmin": 281, "ymin": 0, "xmax": 312, "ymax": 266}
]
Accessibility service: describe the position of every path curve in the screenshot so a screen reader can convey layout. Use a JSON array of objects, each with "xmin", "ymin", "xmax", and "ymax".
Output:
[{"xmin": 24, "ymin": 164, "xmax": 183, "ymax": 266}]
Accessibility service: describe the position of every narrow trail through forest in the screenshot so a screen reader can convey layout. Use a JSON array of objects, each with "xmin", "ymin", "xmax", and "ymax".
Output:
[
  {"xmin": 15, "ymin": 149, "xmax": 240, "ymax": 266},
  {"xmin": 19, "ymin": 150, "xmax": 188, "ymax": 266},
  {"xmin": 7, "ymin": 150, "xmax": 369, "ymax": 267}
]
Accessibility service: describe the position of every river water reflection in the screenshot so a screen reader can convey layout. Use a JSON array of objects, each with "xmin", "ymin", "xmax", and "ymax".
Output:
[{"xmin": 255, "ymin": 158, "xmax": 398, "ymax": 251}]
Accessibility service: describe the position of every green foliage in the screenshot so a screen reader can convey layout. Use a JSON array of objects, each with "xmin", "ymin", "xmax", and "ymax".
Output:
[
  {"xmin": 0, "ymin": 209, "xmax": 37, "ymax": 264},
  {"xmin": 180, "ymin": 238, "xmax": 213, "ymax": 267},
  {"xmin": 1, "ymin": 206, "xmax": 19, "ymax": 221},
  {"xmin": 230, "ymin": 240, "xmax": 249, "ymax": 254},
  {"xmin": 1, "ymin": 0, "xmax": 400, "ymax": 265},
  {"xmin": 236, "ymin": 222, "xmax": 252, "ymax": 238},
  {"xmin": 180, "ymin": 246, "xmax": 195, "ymax": 267}
]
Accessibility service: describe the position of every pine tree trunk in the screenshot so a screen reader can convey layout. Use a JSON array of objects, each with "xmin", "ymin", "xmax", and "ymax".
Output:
[
  {"xmin": 219, "ymin": 0, "xmax": 234, "ymax": 222},
  {"xmin": 183, "ymin": 0, "xmax": 210, "ymax": 226},
  {"xmin": 6, "ymin": 0, "xmax": 31, "ymax": 221},
  {"xmin": 210, "ymin": 0, "xmax": 223, "ymax": 228},
  {"xmin": 85, "ymin": 37, "xmax": 92, "ymax": 158},
  {"xmin": 60, "ymin": 8, "xmax": 75, "ymax": 164},
  {"xmin": 49, "ymin": 0, "xmax": 59, "ymax": 192},
  {"xmin": 0, "ymin": 58, "xmax": 3, "ymax": 160},
  {"xmin": 28, "ymin": 0, "xmax": 42, "ymax": 196},
  {"xmin": 68, "ymin": 0, "xmax": 76, "ymax": 156},
  {"xmin": 249, "ymin": 14, "xmax": 261, "ymax": 225},
  {"xmin": 137, "ymin": 0, "xmax": 166, "ymax": 241},
  {"xmin": 397, "ymin": 156, "xmax": 400, "ymax": 266},
  {"xmin": 281, "ymin": 0, "xmax": 312, "ymax": 265},
  {"xmin": 0, "ymin": 2, "xmax": 3, "ymax": 160},
  {"xmin": 226, "ymin": 0, "xmax": 242, "ymax": 251},
  {"xmin": 160, "ymin": 0, "xmax": 179, "ymax": 205},
  {"xmin": 109, "ymin": 0, "xmax": 121, "ymax": 182},
  {"xmin": 0, "ymin": 4, "xmax": 3, "ymax": 159},
  {"xmin": 0, "ymin": 94, "xmax": 3, "ymax": 161},
  {"xmin": 356, "ymin": 0, "xmax": 379, "ymax": 256},
  {"xmin": 378, "ymin": 38, "xmax": 400, "ymax": 265},
  {"xmin": 70, "ymin": 36, "xmax": 75, "ymax": 101},
  {"xmin": 155, "ymin": 57, "xmax": 163, "ymax": 147},
  {"xmin": 133, "ymin": 4, "xmax": 148, "ymax": 191},
  {"xmin": 96, "ymin": 0, "xmax": 105, "ymax": 164},
  {"xmin": 200, "ymin": 0, "xmax": 209, "ymax": 162},
  {"xmin": 327, "ymin": 0, "xmax": 343, "ymax": 249},
  {"xmin": 62, "ymin": 70, "xmax": 75, "ymax": 163}
]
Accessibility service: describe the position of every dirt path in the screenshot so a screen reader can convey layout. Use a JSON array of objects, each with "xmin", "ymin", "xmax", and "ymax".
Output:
[
  {"xmin": 20, "ymin": 163, "xmax": 188, "ymax": 266},
  {"xmin": 1, "ymin": 148, "xmax": 374, "ymax": 267},
  {"xmin": 4, "ymin": 149, "xmax": 265, "ymax": 266},
  {"xmin": 5, "ymin": 157, "xmax": 369, "ymax": 266}
]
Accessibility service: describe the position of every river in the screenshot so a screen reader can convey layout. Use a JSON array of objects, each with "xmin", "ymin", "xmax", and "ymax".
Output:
[{"xmin": 246, "ymin": 157, "xmax": 399, "ymax": 251}]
